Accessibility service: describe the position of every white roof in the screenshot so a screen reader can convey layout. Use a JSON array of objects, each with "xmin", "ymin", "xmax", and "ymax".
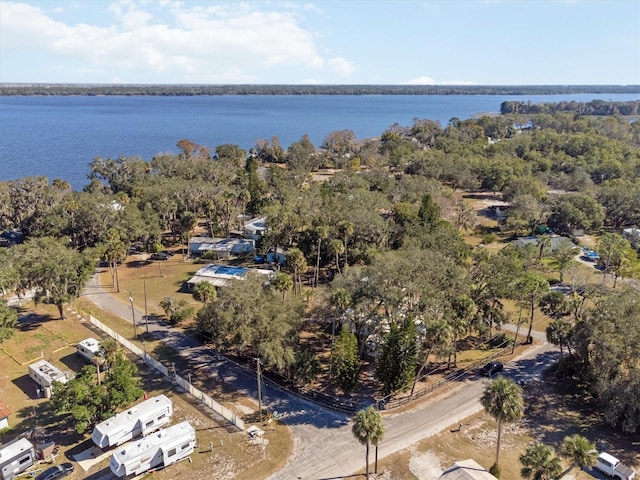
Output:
[
  {"xmin": 599, "ymin": 452, "xmax": 619, "ymax": 464},
  {"xmin": 112, "ymin": 421, "xmax": 194, "ymax": 464},
  {"xmin": 29, "ymin": 359, "xmax": 67, "ymax": 384},
  {"xmin": 197, "ymin": 238, "xmax": 254, "ymax": 252},
  {"xmin": 187, "ymin": 264, "xmax": 274, "ymax": 287},
  {"xmin": 440, "ymin": 459, "xmax": 498, "ymax": 480},
  {"xmin": 244, "ymin": 216, "xmax": 267, "ymax": 232},
  {"xmin": 78, "ymin": 338, "xmax": 101, "ymax": 353},
  {"xmin": 0, "ymin": 438, "xmax": 34, "ymax": 460},
  {"xmin": 93, "ymin": 395, "xmax": 171, "ymax": 436}
]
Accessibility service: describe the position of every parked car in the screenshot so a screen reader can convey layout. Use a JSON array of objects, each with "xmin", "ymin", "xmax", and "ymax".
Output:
[
  {"xmin": 35, "ymin": 463, "xmax": 74, "ymax": 480},
  {"xmin": 150, "ymin": 252, "xmax": 170, "ymax": 261},
  {"xmin": 479, "ymin": 361, "xmax": 504, "ymax": 377},
  {"xmin": 595, "ymin": 452, "xmax": 636, "ymax": 480}
]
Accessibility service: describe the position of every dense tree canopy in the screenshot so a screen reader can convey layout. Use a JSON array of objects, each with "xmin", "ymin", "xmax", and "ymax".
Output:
[{"xmin": 1, "ymin": 100, "xmax": 640, "ymax": 426}]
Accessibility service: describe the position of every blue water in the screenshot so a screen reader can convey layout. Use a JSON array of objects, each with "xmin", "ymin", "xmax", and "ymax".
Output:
[{"xmin": 1, "ymin": 93, "xmax": 639, "ymax": 190}]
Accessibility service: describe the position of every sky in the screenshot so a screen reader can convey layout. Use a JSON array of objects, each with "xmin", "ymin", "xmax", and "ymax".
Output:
[{"xmin": 0, "ymin": 0, "xmax": 639, "ymax": 85}]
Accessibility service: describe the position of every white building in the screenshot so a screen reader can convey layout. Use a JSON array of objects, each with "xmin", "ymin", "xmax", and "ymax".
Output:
[
  {"xmin": 109, "ymin": 421, "xmax": 196, "ymax": 478},
  {"xmin": 0, "ymin": 438, "xmax": 36, "ymax": 480},
  {"xmin": 28, "ymin": 360, "xmax": 68, "ymax": 397},
  {"xmin": 186, "ymin": 264, "xmax": 274, "ymax": 289},
  {"xmin": 91, "ymin": 395, "xmax": 173, "ymax": 449},
  {"xmin": 190, "ymin": 237, "xmax": 255, "ymax": 258},
  {"xmin": 439, "ymin": 459, "xmax": 498, "ymax": 480},
  {"xmin": 244, "ymin": 216, "xmax": 267, "ymax": 240},
  {"xmin": 76, "ymin": 338, "xmax": 102, "ymax": 364}
]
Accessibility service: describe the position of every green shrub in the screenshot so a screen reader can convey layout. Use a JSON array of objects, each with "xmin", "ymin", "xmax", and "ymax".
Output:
[{"xmin": 482, "ymin": 233, "xmax": 498, "ymax": 244}]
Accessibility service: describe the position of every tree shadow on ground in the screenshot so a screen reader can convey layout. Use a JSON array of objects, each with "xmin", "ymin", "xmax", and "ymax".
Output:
[
  {"xmin": 523, "ymin": 371, "xmax": 640, "ymax": 469},
  {"xmin": 17, "ymin": 312, "xmax": 56, "ymax": 331},
  {"xmin": 58, "ymin": 352, "xmax": 86, "ymax": 372},
  {"xmin": 12, "ymin": 374, "xmax": 40, "ymax": 400}
]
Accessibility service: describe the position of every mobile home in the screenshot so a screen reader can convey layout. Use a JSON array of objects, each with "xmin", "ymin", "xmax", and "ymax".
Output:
[
  {"xmin": 91, "ymin": 395, "xmax": 173, "ymax": 449},
  {"xmin": 0, "ymin": 438, "xmax": 36, "ymax": 480},
  {"xmin": 28, "ymin": 360, "xmax": 68, "ymax": 397},
  {"xmin": 76, "ymin": 338, "xmax": 102, "ymax": 364},
  {"xmin": 109, "ymin": 421, "xmax": 196, "ymax": 478}
]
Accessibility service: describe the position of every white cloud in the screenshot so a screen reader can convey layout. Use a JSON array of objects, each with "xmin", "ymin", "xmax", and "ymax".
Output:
[
  {"xmin": 403, "ymin": 76, "xmax": 437, "ymax": 85},
  {"xmin": 403, "ymin": 76, "xmax": 476, "ymax": 86},
  {"xmin": 328, "ymin": 57, "xmax": 355, "ymax": 76},
  {"xmin": 0, "ymin": 1, "xmax": 347, "ymax": 83}
]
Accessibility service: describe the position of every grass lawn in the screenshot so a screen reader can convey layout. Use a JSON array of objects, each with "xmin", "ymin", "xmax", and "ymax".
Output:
[{"xmin": 0, "ymin": 304, "xmax": 292, "ymax": 480}]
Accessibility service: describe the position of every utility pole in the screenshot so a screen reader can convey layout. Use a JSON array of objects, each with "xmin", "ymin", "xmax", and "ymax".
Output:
[
  {"xmin": 129, "ymin": 290, "xmax": 137, "ymax": 340},
  {"xmin": 256, "ymin": 358, "xmax": 262, "ymax": 422},
  {"xmin": 143, "ymin": 280, "xmax": 149, "ymax": 334}
]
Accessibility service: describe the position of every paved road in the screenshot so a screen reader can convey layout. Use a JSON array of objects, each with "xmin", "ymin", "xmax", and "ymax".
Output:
[{"xmin": 81, "ymin": 271, "xmax": 559, "ymax": 480}]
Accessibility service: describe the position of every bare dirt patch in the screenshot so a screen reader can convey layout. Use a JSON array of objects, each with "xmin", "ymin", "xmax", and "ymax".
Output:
[{"xmin": 376, "ymin": 374, "xmax": 639, "ymax": 480}]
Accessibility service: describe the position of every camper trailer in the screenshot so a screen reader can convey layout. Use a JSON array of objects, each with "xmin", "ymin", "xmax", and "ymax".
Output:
[
  {"xmin": 91, "ymin": 395, "xmax": 173, "ymax": 449},
  {"xmin": 109, "ymin": 421, "xmax": 196, "ymax": 478},
  {"xmin": 76, "ymin": 338, "xmax": 102, "ymax": 364},
  {"xmin": 28, "ymin": 360, "xmax": 68, "ymax": 397},
  {"xmin": 0, "ymin": 438, "xmax": 36, "ymax": 480}
]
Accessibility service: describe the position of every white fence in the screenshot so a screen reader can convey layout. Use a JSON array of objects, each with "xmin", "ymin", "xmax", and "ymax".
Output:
[{"xmin": 88, "ymin": 315, "xmax": 245, "ymax": 431}]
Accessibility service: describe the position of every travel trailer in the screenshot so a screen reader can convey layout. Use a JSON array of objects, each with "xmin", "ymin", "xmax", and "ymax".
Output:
[
  {"xmin": 109, "ymin": 421, "xmax": 196, "ymax": 478},
  {"xmin": 28, "ymin": 360, "xmax": 68, "ymax": 397},
  {"xmin": 76, "ymin": 338, "xmax": 102, "ymax": 364},
  {"xmin": 0, "ymin": 438, "xmax": 36, "ymax": 480},
  {"xmin": 91, "ymin": 395, "xmax": 173, "ymax": 449}
]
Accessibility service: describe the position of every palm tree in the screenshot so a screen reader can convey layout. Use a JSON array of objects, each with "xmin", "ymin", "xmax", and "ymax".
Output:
[
  {"xmin": 103, "ymin": 229, "xmax": 126, "ymax": 293},
  {"xmin": 559, "ymin": 434, "xmax": 598, "ymax": 474},
  {"xmin": 314, "ymin": 225, "xmax": 329, "ymax": 287},
  {"xmin": 520, "ymin": 442, "xmax": 563, "ymax": 480},
  {"xmin": 272, "ymin": 272, "xmax": 293, "ymax": 300},
  {"xmin": 481, "ymin": 376, "xmax": 524, "ymax": 476},
  {"xmin": 328, "ymin": 238, "xmax": 345, "ymax": 274},
  {"xmin": 351, "ymin": 406, "xmax": 385, "ymax": 479},
  {"xmin": 330, "ymin": 288, "xmax": 352, "ymax": 372},
  {"xmin": 337, "ymin": 220, "xmax": 354, "ymax": 270},
  {"xmin": 286, "ymin": 248, "xmax": 307, "ymax": 295},
  {"xmin": 546, "ymin": 319, "xmax": 573, "ymax": 355},
  {"xmin": 537, "ymin": 235, "xmax": 551, "ymax": 260},
  {"xmin": 193, "ymin": 281, "xmax": 217, "ymax": 304},
  {"xmin": 411, "ymin": 318, "xmax": 453, "ymax": 395}
]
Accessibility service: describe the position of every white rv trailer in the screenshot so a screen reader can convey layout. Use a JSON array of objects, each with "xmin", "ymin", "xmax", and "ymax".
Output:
[
  {"xmin": 109, "ymin": 421, "xmax": 196, "ymax": 478},
  {"xmin": 91, "ymin": 395, "xmax": 173, "ymax": 449},
  {"xmin": 76, "ymin": 338, "xmax": 102, "ymax": 364},
  {"xmin": 28, "ymin": 360, "xmax": 68, "ymax": 389},
  {"xmin": 0, "ymin": 438, "xmax": 36, "ymax": 480}
]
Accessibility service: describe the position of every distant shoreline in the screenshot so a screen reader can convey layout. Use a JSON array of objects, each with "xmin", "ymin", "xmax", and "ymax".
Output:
[{"xmin": 1, "ymin": 84, "xmax": 639, "ymax": 97}]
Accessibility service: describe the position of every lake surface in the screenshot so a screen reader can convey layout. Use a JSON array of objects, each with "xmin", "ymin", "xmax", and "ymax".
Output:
[{"xmin": 1, "ymin": 93, "xmax": 639, "ymax": 190}]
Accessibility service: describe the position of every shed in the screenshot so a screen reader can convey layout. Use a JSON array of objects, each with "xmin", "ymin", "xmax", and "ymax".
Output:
[
  {"xmin": 193, "ymin": 237, "xmax": 255, "ymax": 258},
  {"xmin": 189, "ymin": 237, "xmax": 215, "ymax": 256},
  {"xmin": 0, "ymin": 401, "xmax": 10, "ymax": 430},
  {"xmin": 439, "ymin": 459, "xmax": 498, "ymax": 480}
]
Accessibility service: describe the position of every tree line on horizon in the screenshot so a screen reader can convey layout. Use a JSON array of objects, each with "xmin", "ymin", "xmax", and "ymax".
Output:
[
  {"xmin": 1, "ymin": 83, "xmax": 639, "ymax": 96},
  {"xmin": 1, "ymin": 101, "xmax": 640, "ymax": 434}
]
